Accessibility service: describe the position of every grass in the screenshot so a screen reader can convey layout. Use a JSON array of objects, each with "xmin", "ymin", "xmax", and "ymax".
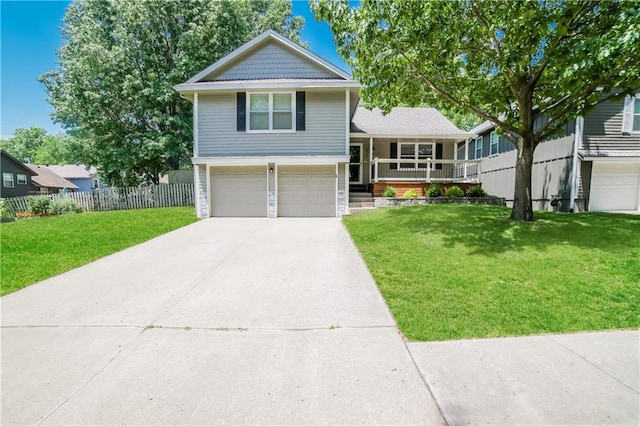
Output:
[
  {"xmin": 0, "ymin": 207, "xmax": 198, "ymax": 296},
  {"xmin": 343, "ymin": 204, "xmax": 640, "ymax": 342}
]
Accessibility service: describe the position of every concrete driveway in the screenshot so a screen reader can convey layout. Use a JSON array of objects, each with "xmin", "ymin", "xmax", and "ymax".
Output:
[{"xmin": 1, "ymin": 218, "xmax": 445, "ymax": 425}]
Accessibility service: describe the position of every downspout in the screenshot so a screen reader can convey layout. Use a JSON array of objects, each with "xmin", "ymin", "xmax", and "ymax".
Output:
[{"xmin": 569, "ymin": 116, "xmax": 583, "ymax": 213}]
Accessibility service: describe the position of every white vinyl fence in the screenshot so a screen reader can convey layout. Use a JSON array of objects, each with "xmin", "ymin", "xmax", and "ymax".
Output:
[{"xmin": 2, "ymin": 184, "xmax": 194, "ymax": 217}]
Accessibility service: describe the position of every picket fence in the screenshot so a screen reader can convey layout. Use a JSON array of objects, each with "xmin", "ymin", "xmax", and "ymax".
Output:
[{"xmin": 3, "ymin": 183, "xmax": 194, "ymax": 217}]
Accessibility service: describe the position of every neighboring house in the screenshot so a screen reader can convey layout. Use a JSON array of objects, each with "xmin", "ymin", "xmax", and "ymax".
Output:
[
  {"xmin": 25, "ymin": 164, "xmax": 79, "ymax": 194},
  {"xmin": 40, "ymin": 164, "xmax": 105, "ymax": 192},
  {"xmin": 0, "ymin": 150, "xmax": 39, "ymax": 197},
  {"xmin": 466, "ymin": 93, "xmax": 640, "ymax": 212},
  {"xmin": 175, "ymin": 30, "xmax": 472, "ymax": 218}
]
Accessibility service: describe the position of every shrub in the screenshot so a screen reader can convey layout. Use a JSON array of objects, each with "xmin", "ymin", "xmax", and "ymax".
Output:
[
  {"xmin": 50, "ymin": 197, "xmax": 83, "ymax": 215},
  {"xmin": 382, "ymin": 186, "xmax": 397, "ymax": 197},
  {"xmin": 28, "ymin": 197, "xmax": 51, "ymax": 215},
  {"xmin": 445, "ymin": 186, "xmax": 465, "ymax": 198},
  {"xmin": 466, "ymin": 185, "xmax": 487, "ymax": 197},
  {"xmin": 403, "ymin": 189, "xmax": 418, "ymax": 198},
  {"xmin": 0, "ymin": 198, "xmax": 11, "ymax": 219},
  {"xmin": 425, "ymin": 184, "xmax": 442, "ymax": 197}
]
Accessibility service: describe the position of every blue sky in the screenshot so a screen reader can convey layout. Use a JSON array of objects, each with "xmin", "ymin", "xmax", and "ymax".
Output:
[{"xmin": 0, "ymin": 0, "xmax": 349, "ymax": 138}]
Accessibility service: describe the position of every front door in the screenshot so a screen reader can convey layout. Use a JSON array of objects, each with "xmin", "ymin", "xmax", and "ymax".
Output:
[{"xmin": 349, "ymin": 143, "xmax": 363, "ymax": 184}]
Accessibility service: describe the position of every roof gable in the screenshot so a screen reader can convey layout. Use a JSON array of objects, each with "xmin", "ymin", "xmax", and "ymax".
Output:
[
  {"xmin": 0, "ymin": 150, "xmax": 36, "ymax": 175},
  {"xmin": 187, "ymin": 30, "xmax": 351, "ymax": 83}
]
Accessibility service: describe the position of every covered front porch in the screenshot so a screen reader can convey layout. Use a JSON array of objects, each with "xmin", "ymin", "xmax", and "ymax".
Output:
[{"xmin": 349, "ymin": 137, "xmax": 481, "ymax": 196}]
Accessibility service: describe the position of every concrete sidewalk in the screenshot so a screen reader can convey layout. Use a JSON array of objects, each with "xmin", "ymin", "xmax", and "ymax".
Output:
[
  {"xmin": 408, "ymin": 329, "xmax": 639, "ymax": 425},
  {"xmin": 2, "ymin": 218, "xmax": 638, "ymax": 424}
]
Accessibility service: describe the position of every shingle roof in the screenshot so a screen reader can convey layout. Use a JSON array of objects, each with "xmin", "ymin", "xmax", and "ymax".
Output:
[
  {"xmin": 469, "ymin": 120, "xmax": 495, "ymax": 135},
  {"xmin": 351, "ymin": 107, "xmax": 471, "ymax": 140},
  {"xmin": 41, "ymin": 164, "xmax": 96, "ymax": 179},
  {"xmin": 25, "ymin": 165, "xmax": 79, "ymax": 190}
]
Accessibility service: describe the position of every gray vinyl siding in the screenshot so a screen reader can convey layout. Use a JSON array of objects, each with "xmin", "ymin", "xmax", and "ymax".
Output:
[
  {"xmin": 205, "ymin": 42, "xmax": 337, "ymax": 81},
  {"xmin": 198, "ymin": 91, "xmax": 346, "ymax": 157},
  {"xmin": 338, "ymin": 164, "xmax": 346, "ymax": 215},
  {"xmin": 582, "ymin": 98, "xmax": 640, "ymax": 151}
]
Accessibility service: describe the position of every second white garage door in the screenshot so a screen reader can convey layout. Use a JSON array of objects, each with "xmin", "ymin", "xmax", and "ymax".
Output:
[
  {"xmin": 210, "ymin": 166, "xmax": 267, "ymax": 217},
  {"xmin": 278, "ymin": 165, "xmax": 336, "ymax": 217},
  {"xmin": 589, "ymin": 162, "xmax": 640, "ymax": 211}
]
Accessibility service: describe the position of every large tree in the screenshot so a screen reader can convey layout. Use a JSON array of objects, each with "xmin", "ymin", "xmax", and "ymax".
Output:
[
  {"xmin": 42, "ymin": 0, "xmax": 303, "ymax": 186},
  {"xmin": 313, "ymin": 0, "xmax": 640, "ymax": 220}
]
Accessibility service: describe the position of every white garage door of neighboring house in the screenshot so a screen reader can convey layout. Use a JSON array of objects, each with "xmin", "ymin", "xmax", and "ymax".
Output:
[
  {"xmin": 210, "ymin": 166, "xmax": 267, "ymax": 217},
  {"xmin": 278, "ymin": 165, "xmax": 336, "ymax": 217},
  {"xmin": 589, "ymin": 162, "xmax": 640, "ymax": 211}
]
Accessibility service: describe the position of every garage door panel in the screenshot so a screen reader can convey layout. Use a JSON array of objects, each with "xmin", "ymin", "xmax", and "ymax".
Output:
[
  {"xmin": 211, "ymin": 166, "xmax": 267, "ymax": 217},
  {"xmin": 589, "ymin": 162, "xmax": 640, "ymax": 212},
  {"xmin": 278, "ymin": 166, "xmax": 336, "ymax": 217}
]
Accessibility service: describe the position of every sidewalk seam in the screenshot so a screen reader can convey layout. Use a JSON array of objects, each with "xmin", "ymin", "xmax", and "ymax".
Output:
[{"xmin": 547, "ymin": 335, "xmax": 639, "ymax": 395}]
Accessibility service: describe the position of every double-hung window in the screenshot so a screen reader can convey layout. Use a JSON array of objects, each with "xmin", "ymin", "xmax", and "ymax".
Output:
[
  {"xmin": 17, "ymin": 174, "xmax": 27, "ymax": 184},
  {"xmin": 248, "ymin": 92, "xmax": 294, "ymax": 132},
  {"xmin": 634, "ymin": 97, "xmax": 640, "ymax": 132},
  {"xmin": 475, "ymin": 136, "xmax": 483, "ymax": 159},
  {"xmin": 489, "ymin": 131, "xmax": 499, "ymax": 156},
  {"xmin": 3, "ymin": 173, "xmax": 14, "ymax": 188},
  {"xmin": 398, "ymin": 143, "xmax": 433, "ymax": 169}
]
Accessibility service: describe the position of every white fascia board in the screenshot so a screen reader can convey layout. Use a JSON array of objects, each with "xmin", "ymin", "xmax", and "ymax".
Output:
[
  {"xmin": 192, "ymin": 155, "xmax": 350, "ymax": 166},
  {"xmin": 175, "ymin": 80, "xmax": 360, "ymax": 94},
  {"xmin": 186, "ymin": 30, "xmax": 352, "ymax": 84},
  {"xmin": 349, "ymin": 133, "xmax": 471, "ymax": 141}
]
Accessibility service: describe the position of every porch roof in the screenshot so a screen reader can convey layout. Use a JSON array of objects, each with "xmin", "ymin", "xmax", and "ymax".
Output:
[{"xmin": 350, "ymin": 107, "xmax": 472, "ymax": 141}]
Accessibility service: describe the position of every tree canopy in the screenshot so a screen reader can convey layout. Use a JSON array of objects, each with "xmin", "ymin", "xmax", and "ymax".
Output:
[
  {"xmin": 0, "ymin": 127, "xmax": 84, "ymax": 165},
  {"xmin": 41, "ymin": 0, "xmax": 304, "ymax": 186},
  {"xmin": 313, "ymin": 0, "xmax": 640, "ymax": 220}
]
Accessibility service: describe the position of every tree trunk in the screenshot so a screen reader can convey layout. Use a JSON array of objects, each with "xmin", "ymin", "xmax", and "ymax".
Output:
[{"xmin": 511, "ymin": 136, "xmax": 535, "ymax": 221}]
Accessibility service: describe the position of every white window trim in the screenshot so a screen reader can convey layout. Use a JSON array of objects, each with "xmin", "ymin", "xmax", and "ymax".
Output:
[
  {"xmin": 246, "ymin": 91, "xmax": 296, "ymax": 133},
  {"xmin": 475, "ymin": 136, "xmax": 483, "ymax": 159},
  {"xmin": 489, "ymin": 131, "xmax": 499, "ymax": 157},
  {"xmin": 3, "ymin": 172, "xmax": 14, "ymax": 188},
  {"xmin": 397, "ymin": 142, "xmax": 434, "ymax": 170},
  {"xmin": 16, "ymin": 173, "xmax": 27, "ymax": 184}
]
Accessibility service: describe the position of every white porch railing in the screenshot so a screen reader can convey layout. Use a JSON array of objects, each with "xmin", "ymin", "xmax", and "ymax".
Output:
[{"xmin": 372, "ymin": 158, "xmax": 482, "ymax": 183}]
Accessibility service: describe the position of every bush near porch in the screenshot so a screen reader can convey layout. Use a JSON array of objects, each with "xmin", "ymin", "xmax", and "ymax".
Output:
[{"xmin": 343, "ymin": 204, "xmax": 640, "ymax": 341}]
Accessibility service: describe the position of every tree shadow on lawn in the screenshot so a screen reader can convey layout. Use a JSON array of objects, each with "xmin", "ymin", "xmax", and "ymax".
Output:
[{"xmin": 385, "ymin": 204, "xmax": 640, "ymax": 256}]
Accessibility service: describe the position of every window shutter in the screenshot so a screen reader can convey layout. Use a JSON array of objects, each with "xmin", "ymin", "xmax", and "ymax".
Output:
[
  {"xmin": 436, "ymin": 143, "xmax": 443, "ymax": 170},
  {"xmin": 622, "ymin": 95, "xmax": 634, "ymax": 134},
  {"xmin": 296, "ymin": 91, "xmax": 305, "ymax": 131},
  {"xmin": 390, "ymin": 143, "xmax": 397, "ymax": 170},
  {"xmin": 237, "ymin": 92, "xmax": 246, "ymax": 132}
]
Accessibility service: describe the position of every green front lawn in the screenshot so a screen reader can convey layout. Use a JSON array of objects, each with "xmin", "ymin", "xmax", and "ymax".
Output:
[
  {"xmin": 0, "ymin": 207, "xmax": 198, "ymax": 296},
  {"xmin": 344, "ymin": 204, "xmax": 640, "ymax": 341}
]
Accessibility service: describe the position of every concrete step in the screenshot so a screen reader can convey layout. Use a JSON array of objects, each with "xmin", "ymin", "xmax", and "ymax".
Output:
[
  {"xmin": 349, "ymin": 201, "xmax": 375, "ymax": 208},
  {"xmin": 350, "ymin": 192, "xmax": 373, "ymax": 198},
  {"xmin": 348, "ymin": 206, "xmax": 377, "ymax": 215}
]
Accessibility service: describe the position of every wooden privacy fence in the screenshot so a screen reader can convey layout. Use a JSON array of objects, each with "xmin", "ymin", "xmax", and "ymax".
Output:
[{"xmin": 2, "ymin": 184, "xmax": 194, "ymax": 217}]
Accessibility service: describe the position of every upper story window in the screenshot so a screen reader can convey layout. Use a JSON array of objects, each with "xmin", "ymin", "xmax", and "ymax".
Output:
[
  {"xmin": 248, "ymin": 92, "xmax": 294, "ymax": 132},
  {"xmin": 634, "ymin": 98, "xmax": 640, "ymax": 132},
  {"xmin": 16, "ymin": 174, "xmax": 27, "ymax": 184},
  {"xmin": 3, "ymin": 173, "xmax": 14, "ymax": 188},
  {"xmin": 490, "ymin": 131, "xmax": 499, "ymax": 156},
  {"xmin": 475, "ymin": 136, "xmax": 483, "ymax": 159}
]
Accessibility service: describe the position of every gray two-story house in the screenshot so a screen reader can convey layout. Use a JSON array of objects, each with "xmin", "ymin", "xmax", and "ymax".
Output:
[
  {"xmin": 175, "ymin": 30, "xmax": 359, "ymax": 218},
  {"xmin": 465, "ymin": 94, "xmax": 640, "ymax": 213},
  {"xmin": 175, "ymin": 30, "xmax": 473, "ymax": 218}
]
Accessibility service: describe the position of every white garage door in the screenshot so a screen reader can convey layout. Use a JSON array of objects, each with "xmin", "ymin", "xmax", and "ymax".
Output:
[
  {"xmin": 210, "ymin": 166, "xmax": 267, "ymax": 217},
  {"xmin": 278, "ymin": 165, "xmax": 336, "ymax": 217},
  {"xmin": 589, "ymin": 162, "xmax": 640, "ymax": 211}
]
